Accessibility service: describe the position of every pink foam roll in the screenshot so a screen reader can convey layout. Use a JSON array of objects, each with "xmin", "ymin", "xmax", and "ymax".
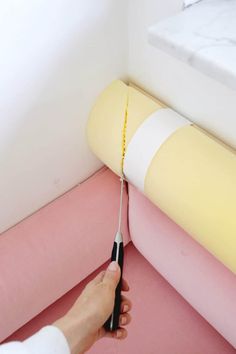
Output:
[
  {"xmin": 0, "ymin": 168, "xmax": 130, "ymax": 341},
  {"xmin": 5, "ymin": 244, "xmax": 235, "ymax": 354},
  {"xmin": 129, "ymin": 184, "xmax": 236, "ymax": 348}
]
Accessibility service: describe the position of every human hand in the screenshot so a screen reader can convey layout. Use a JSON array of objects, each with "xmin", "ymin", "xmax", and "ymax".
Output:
[{"xmin": 54, "ymin": 261, "xmax": 131, "ymax": 354}]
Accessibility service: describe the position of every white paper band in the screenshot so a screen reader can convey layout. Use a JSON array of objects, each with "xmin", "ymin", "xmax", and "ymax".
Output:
[{"xmin": 123, "ymin": 108, "xmax": 191, "ymax": 191}]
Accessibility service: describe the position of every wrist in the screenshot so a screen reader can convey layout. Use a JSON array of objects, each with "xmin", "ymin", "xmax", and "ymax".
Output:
[{"xmin": 54, "ymin": 315, "xmax": 85, "ymax": 354}]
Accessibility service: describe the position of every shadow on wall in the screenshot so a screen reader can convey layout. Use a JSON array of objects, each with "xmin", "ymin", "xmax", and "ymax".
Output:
[{"xmin": 0, "ymin": 0, "xmax": 128, "ymax": 233}]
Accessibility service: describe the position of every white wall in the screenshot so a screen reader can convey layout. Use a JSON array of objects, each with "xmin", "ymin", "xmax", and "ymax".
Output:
[
  {"xmin": 128, "ymin": 0, "xmax": 236, "ymax": 149},
  {"xmin": 2, "ymin": 0, "xmax": 236, "ymax": 233},
  {"xmin": 0, "ymin": 0, "xmax": 127, "ymax": 233}
]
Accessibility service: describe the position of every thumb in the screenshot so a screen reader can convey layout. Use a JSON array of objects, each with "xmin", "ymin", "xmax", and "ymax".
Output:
[{"xmin": 102, "ymin": 261, "xmax": 121, "ymax": 289}]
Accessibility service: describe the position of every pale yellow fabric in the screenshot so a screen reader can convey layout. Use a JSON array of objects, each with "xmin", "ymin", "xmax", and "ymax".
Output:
[{"xmin": 87, "ymin": 80, "xmax": 236, "ymax": 273}]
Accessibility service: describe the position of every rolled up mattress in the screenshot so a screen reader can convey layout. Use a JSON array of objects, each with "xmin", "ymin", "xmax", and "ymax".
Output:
[
  {"xmin": 129, "ymin": 184, "xmax": 236, "ymax": 348},
  {"xmin": 87, "ymin": 80, "xmax": 236, "ymax": 273},
  {"xmin": 0, "ymin": 168, "xmax": 130, "ymax": 342}
]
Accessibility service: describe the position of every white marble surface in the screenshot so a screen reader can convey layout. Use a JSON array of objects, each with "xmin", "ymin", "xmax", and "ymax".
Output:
[
  {"xmin": 183, "ymin": 0, "xmax": 203, "ymax": 9},
  {"xmin": 149, "ymin": 0, "xmax": 236, "ymax": 90}
]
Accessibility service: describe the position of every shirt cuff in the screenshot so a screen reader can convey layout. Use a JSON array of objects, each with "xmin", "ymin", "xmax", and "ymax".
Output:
[{"xmin": 24, "ymin": 325, "xmax": 70, "ymax": 354}]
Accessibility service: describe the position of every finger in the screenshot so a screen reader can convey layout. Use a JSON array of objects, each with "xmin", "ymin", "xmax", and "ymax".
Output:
[
  {"xmin": 121, "ymin": 278, "xmax": 129, "ymax": 291},
  {"xmin": 103, "ymin": 328, "xmax": 128, "ymax": 340},
  {"xmin": 92, "ymin": 270, "xmax": 106, "ymax": 284},
  {"xmin": 102, "ymin": 262, "xmax": 121, "ymax": 290},
  {"xmin": 121, "ymin": 296, "xmax": 132, "ymax": 313},
  {"xmin": 86, "ymin": 270, "xmax": 105, "ymax": 288},
  {"xmin": 119, "ymin": 313, "xmax": 131, "ymax": 326},
  {"xmin": 97, "ymin": 327, "xmax": 106, "ymax": 340}
]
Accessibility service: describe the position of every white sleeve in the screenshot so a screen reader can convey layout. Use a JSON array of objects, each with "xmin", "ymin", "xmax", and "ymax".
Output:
[{"xmin": 0, "ymin": 326, "xmax": 70, "ymax": 354}]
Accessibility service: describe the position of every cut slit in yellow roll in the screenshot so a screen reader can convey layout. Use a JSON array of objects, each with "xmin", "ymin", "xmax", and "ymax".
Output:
[{"xmin": 87, "ymin": 80, "xmax": 236, "ymax": 273}]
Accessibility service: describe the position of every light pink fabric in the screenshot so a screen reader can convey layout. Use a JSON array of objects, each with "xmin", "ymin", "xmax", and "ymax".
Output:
[
  {"xmin": 6, "ymin": 244, "xmax": 235, "ymax": 354},
  {"xmin": 0, "ymin": 168, "xmax": 130, "ymax": 342},
  {"xmin": 129, "ymin": 184, "xmax": 236, "ymax": 348}
]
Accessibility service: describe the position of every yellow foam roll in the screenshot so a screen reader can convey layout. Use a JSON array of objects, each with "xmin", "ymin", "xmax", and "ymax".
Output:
[
  {"xmin": 87, "ymin": 80, "xmax": 236, "ymax": 273},
  {"xmin": 87, "ymin": 81, "xmax": 129, "ymax": 176},
  {"xmin": 87, "ymin": 81, "xmax": 162, "ymax": 175}
]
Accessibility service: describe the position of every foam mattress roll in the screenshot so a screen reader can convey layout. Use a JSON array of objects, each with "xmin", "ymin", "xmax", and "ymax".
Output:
[
  {"xmin": 0, "ymin": 168, "xmax": 130, "ymax": 341},
  {"xmin": 129, "ymin": 184, "xmax": 236, "ymax": 349},
  {"xmin": 87, "ymin": 80, "xmax": 236, "ymax": 273}
]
